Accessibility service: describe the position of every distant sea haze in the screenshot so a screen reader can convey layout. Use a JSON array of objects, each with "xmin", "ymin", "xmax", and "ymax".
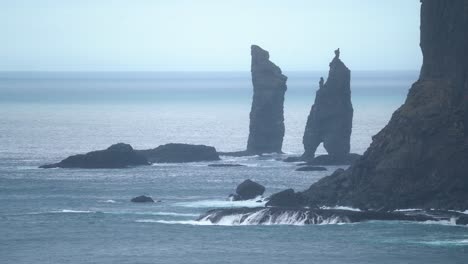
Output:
[{"xmin": 0, "ymin": 71, "xmax": 416, "ymax": 155}]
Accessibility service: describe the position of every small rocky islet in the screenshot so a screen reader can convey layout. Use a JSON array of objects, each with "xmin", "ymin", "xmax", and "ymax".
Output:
[{"xmin": 40, "ymin": 143, "xmax": 220, "ymax": 169}]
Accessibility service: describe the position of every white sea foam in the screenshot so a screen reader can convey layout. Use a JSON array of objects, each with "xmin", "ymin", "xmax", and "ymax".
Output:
[
  {"xmin": 175, "ymin": 199, "xmax": 266, "ymax": 208},
  {"xmin": 133, "ymin": 212, "xmax": 199, "ymax": 217},
  {"xmin": 100, "ymin": 199, "xmax": 117, "ymax": 203},
  {"xmin": 320, "ymin": 206, "xmax": 362, "ymax": 212},
  {"xmin": 395, "ymin": 208, "xmax": 422, "ymax": 212},
  {"xmin": 420, "ymin": 218, "xmax": 458, "ymax": 226},
  {"xmin": 51, "ymin": 209, "xmax": 95, "ymax": 214}
]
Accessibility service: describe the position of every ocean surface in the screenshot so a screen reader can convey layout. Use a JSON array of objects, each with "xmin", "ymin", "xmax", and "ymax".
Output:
[{"xmin": 1, "ymin": 71, "xmax": 467, "ymax": 263}]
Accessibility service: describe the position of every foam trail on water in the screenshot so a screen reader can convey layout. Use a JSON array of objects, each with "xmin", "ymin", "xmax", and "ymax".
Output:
[
  {"xmin": 175, "ymin": 199, "xmax": 266, "ymax": 208},
  {"xmin": 320, "ymin": 206, "xmax": 361, "ymax": 212}
]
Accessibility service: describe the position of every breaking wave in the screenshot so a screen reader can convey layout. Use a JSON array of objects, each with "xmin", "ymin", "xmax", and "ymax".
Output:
[
  {"xmin": 153, "ymin": 209, "xmax": 349, "ymax": 226},
  {"xmin": 198, "ymin": 209, "xmax": 349, "ymax": 225}
]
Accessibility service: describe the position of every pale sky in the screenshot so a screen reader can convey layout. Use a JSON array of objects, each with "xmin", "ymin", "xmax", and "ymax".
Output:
[{"xmin": 0, "ymin": 0, "xmax": 422, "ymax": 71}]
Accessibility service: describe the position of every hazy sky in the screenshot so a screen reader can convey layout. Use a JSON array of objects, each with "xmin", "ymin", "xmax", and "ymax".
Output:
[{"xmin": 0, "ymin": 0, "xmax": 421, "ymax": 71}]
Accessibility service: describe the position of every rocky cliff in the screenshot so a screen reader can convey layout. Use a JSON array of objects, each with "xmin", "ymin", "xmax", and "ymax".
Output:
[
  {"xmin": 302, "ymin": 0, "xmax": 468, "ymax": 211},
  {"xmin": 302, "ymin": 49, "xmax": 353, "ymax": 161},
  {"xmin": 246, "ymin": 45, "xmax": 287, "ymax": 154}
]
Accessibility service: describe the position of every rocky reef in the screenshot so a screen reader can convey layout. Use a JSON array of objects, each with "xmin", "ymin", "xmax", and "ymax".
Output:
[
  {"xmin": 301, "ymin": 48, "xmax": 355, "ymax": 164},
  {"xmin": 39, "ymin": 143, "xmax": 149, "ymax": 169},
  {"xmin": 246, "ymin": 45, "xmax": 287, "ymax": 154},
  {"xmin": 300, "ymin": 0, "xmax": 468, "ymax": 211},
  {"xmin": 138, "ymin": 143, "xmax": 220, "ymax": 163},
  {"xmin": 198, "ymin": 207, "xmax": 467, "ymax": 226}
]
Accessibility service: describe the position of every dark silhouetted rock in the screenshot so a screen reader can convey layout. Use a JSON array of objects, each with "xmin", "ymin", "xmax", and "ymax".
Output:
[
  {"xmin": 131, "ymin": 195, "xmax": 154, "ymax": 203},
  {"xmin": 265, "ymin": 189, "xmax": 306, "ymax": 207},
  {"xmin": 39, "ymin": 143, "xmax": 149, "ymax": 169},
  {"xmin": 302, "ymin": 1, "xmax": 468, "ymax": 211},
  {"xmin": 208, "ymin": 164, "xmax": 246, "ymax": 167},
  {"xmin": 283, "ymin": 156, "xmax": 302, "ymax": 162},
  {"xmin": 230, "ymin": 179, "xmax": 265, "ymax": 201},
  {"xmin": 302, "ymin": 49, "xmax": 353, "ymax": 161},
  {"xmin": 246, "ymin": 45, "xmax": 287, "ymax": 154},
  {"xmin": 295, "ymin": 166, "xmax": 327, "ymax": 172},
  {"xmin": 306, "ymin": 153, "xmax": 361, "ymax": 166},
  {"xmin": 138, "ymin": 143, "xmax": 220, "ymax": 163}
]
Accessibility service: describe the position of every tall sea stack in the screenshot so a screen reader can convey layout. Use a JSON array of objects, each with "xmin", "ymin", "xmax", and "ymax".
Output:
[
  {"xmin": 302, "ymin": 0, "xmax": 468, "ymax": 210},
  {"xmin": 302, "ymin": 49, "xmax": 353, "ymax": 161},
  {"xmin": 246, "ymin": 45, "xmax": 287, "ymax": 154}
]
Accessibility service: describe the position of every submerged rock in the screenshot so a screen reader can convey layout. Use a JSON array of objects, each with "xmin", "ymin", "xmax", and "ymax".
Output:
[
  {"xmin": 246, "ymin": 45, "xmax": 287, "ymax": 154},
  {"xmin": 138, "ymin": 143, "xmax": 220, "ymax": 163},
  {"xmin": 229, "ymin": 179, "xmax": 265, "ymax": 201},
  {"xmin": 295, "ymin": 166, "xmax": 327, "ymax": 172},
  {"xmin": 208, "ymin": 164, "xmax": 246, "ymax": 167},
  {"xmin": 302, "ymin": 49, "xmax": 354, "ymax": 162},
  {"xmin": 39, "ymin": 143, "xmax": 149, "ymax": 169},
  {"xmin": 131, "ymin": 195, "xmax": 154, "ymax": 203},
  {"xmin": 301, "ymin": 1, "xmax": 468, "ymax": 211}
]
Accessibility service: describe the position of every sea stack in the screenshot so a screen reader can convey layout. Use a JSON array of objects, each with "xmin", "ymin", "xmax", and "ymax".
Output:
[
  {"xmin": 302, "ymin": 49, "xmax": 353, "ymax": 162},
  {"xmin": 301, "ymin": 0, "xmax": 468, "ymax": 211},
  {"xmin": 246, "ymin": 45, "xmax": 287, "ymax": 154}
]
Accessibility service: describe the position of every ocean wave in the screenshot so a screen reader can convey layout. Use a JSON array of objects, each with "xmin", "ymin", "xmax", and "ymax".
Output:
[
  {"xmin": 49, "ymin": 209, "xmax": 96, "ymax": 214},
  {"xmin": 197, "ymin": 209, "xmax": 349, "ymax": 226},
  {"xmin": 417, "ymin": 239, "xmax": 468, "ymax": 246},
  {"xmin": 420, "ymin": 218, "xmax": 458, "ymax": 226},
  {"xmin": 175, "ymin": 199, "xmax": 266, "ymax": 208}
]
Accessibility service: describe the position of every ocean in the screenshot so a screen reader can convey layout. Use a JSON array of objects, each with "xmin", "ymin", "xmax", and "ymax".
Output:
[{"xmin": 1, "ymin": 71, "xmax": 467, "ymax": 263}]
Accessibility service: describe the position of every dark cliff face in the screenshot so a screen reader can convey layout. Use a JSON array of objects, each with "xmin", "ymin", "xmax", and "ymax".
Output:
[
  {"xmin": 302, "ymin": 0, "xmax": 468, "ymax": 210},
  {"xmin": 302, "ymin": 49, "xmax": 353, "ymax": 160},
  {"xmin": 246, "ymin": 45, "xmax": 287, "ymax": 154}
]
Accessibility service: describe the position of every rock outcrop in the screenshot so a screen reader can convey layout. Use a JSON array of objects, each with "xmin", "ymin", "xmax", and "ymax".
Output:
[
  {"xmin": 138, "ymin": 143, "xmax": 220, "ymax": 163},
  {"xmin": 246, "ymin": 45, "xmax": 287, "ymax": 154},
  {"xmin": 131, "ymin": 195, "xmax": 155, "ymax": 203},
  {"xmin": 302, "ymin": 49, "xmax": 354, "ymax": 162},
  {"xmin": 229, "ymin": 179, "xmax": 265, "ymax": 201},
  {"xmin": 39, "ymin": 143, "xmax": 149, "ymax": 169},
  {"xmin": 265, "ymin": 189, "xmax": 306, "ymax": 207},
  {"xmin": 301, "ymin": 0, "xmax": 468, "ymax": 211}
]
